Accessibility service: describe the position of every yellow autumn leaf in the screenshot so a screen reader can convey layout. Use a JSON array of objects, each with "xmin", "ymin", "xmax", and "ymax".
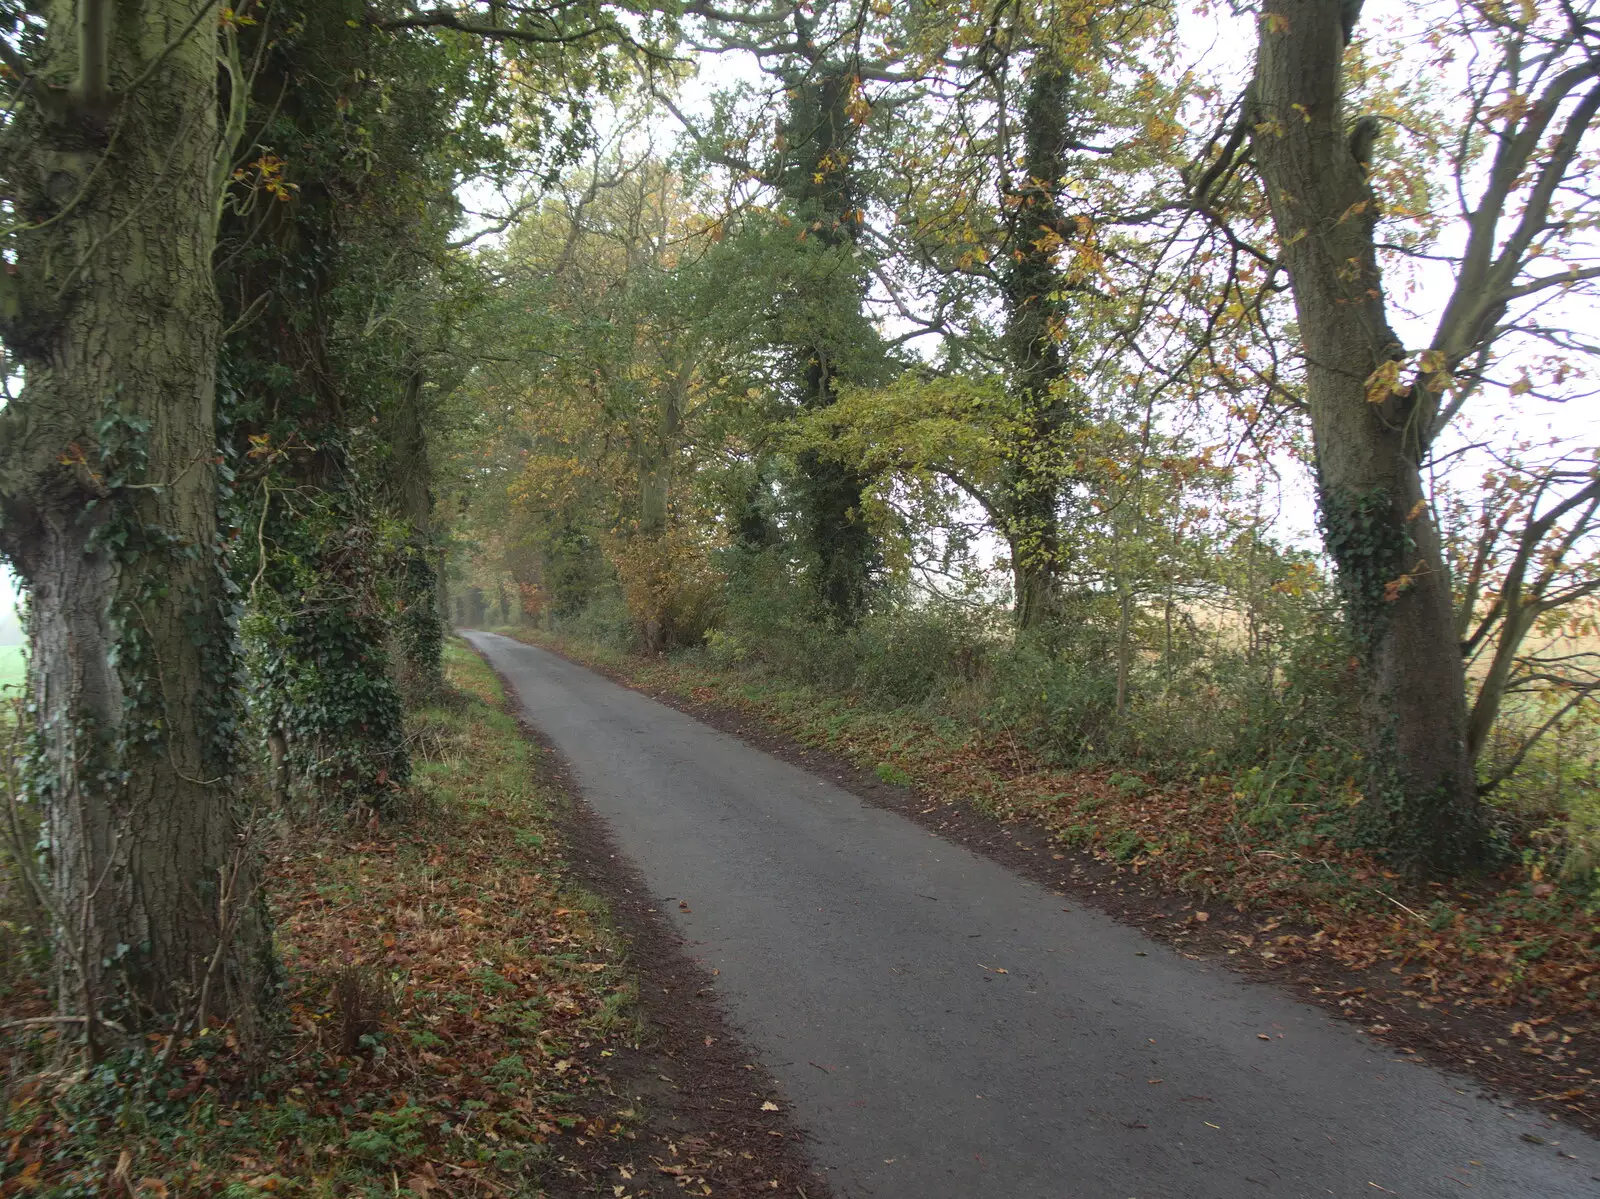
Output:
[{"xmin": 1364, "ymin": 359, "xmax": 1403, "ymax": 403}]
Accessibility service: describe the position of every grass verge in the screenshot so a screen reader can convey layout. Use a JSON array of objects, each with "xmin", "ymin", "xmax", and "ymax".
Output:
[
  {"xmin": 0, "ymin": 647, "xmax": 22, "ymax": 694},
  {"xmin": 0, "ymin": 641, "xmax": 736, "ymax": 1196},
  {"xmin": 497, "ymin": 626, "xmax": 1599, "ymax": 1126}
]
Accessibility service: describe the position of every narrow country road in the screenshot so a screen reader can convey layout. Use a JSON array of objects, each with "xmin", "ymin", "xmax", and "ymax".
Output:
[{"xmin": 463, "ymin": 631, "xmax": 1600, "ymax": 1199}]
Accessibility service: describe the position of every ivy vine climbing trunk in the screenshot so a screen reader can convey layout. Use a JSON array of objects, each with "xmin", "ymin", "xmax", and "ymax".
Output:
[
  {"xmin": 1247, "ymin": 0, "xmax": 1483, "ymax": 869},
  {"xmin": 783, "ymin": 65, "xmax": 878, "ymax": 625},
  {"xmin": 390, "ymin": 368, "xmax": 444, "ymax": 704},
  {"xmin": 1001, "ymin": 58, "xmax": 1076, "ymax": 630},
  {"xmin": 220, "ymin": 3, "xmax": 412, "ymax": 806},
  {"xmin": 0, "ymin": 0, "xmax": 271, "ymax": 1036}
]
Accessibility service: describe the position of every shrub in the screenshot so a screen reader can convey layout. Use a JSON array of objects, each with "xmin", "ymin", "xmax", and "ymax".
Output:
[
  {"xmin": 980, "ymin": 632, "xmax": 1120, "ymax": 765},
  {"xmin": 854, "ymin": 603, "xmax": 989, "ymax": 708},
  {"xmin": 607, "ymin": 526, "xmax": 726, "ymax": 652},
  {"xmin": 558, "ymin": 586, "xmax": 634, "ymax": 650}
]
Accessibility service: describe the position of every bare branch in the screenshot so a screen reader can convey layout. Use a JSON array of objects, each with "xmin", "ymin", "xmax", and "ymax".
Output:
[
  {"xmin": 1430, "ymin": 64, "xmax": 1600, "ymax": 390},
  {"xmin": 367, "ymin": 8, "xmax": 621, "ymax": 48},
  {"xmin": 1478, "ymin": 687, "xmax": 1595, "ymax": 796},
  {"xmin": 1498, "ymin": 262, "xmax": 1600, "ymax": 302},
  {"xmin": 448, "ymin": 195, "xmax": 545, "ymax": 249},
  {"xmin": 1465, "ymin": 473, "xmax": 1600, "ymax": 760}
]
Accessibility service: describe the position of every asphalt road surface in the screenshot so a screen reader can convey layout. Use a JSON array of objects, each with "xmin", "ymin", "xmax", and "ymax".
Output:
[{"xmin": 464, "ymin": 630, "xmax": 1600, "ymax": 1199}]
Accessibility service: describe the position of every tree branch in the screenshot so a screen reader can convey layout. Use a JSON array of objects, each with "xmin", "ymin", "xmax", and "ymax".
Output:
[
  {"xmin": 1431, "ymin": 65, "xmax": 1600, "ymax": 371},
  {"xmin": 1477, "ymin": 686, "xmax": 1595, "ymax": 795},
  {"xmin": 1464, "ymin": 473, "xmax": 1600, "ymax": 759},
  {"xmin": 73, "ymin": 0, "xmax": 112, "ymax": 111},
  {"xmin": 367, "ymin": 8, "xmax": 620, "ymax": 47},
  {"xmin": 1499, "ymin": 262, "xmax": 1600, "ymax": 302},
  {"xmin": 447, "ymin": 195, "xmax": 544, "ymax": 249}
]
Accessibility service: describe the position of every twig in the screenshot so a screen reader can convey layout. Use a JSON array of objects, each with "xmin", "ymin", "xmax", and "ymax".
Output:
[
  {"xmin": 2, "ymin": 1015, "xmax": 127, "ymax": 1033},
  {"xmin": 1376, "ymin": 891, "xmax": 1425, "ymax": 923}
]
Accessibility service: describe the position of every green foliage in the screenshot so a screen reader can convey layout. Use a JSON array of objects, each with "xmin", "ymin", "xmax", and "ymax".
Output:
[
  {"xmin": 663, "ymin": 534, "xmax": 1381, "ymax": 857},
  {"xmin": 396, "ymin": 538, "xmax": 445, "ymax": 703},
  {"xmin": 981, "ymin": 629, "xmax": 1121, "ymax": 763},
  {"xmin": 703, "ymin": 551, "xmax": 987, "ymax": 705},
  {"xmin": 558, "ymin": 585, "xmax": 635, "ymax": 648},
  {"xmin": 242, "ymin": 525, "xmax": 410, "ymax": 806},
  {"xmin": 1479, "ymin": 712, "xmax": 1600, "ymax": 897},
  {"xmin": 1318, "ymin": 485, "xmax": 1410, "ymax": 661},
  {"xmin": 347, "ymin": 1105, "xmax": 428, "ymax": 1164}
]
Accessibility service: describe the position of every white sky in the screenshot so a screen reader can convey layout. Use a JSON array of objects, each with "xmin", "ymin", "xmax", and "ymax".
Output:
[{"xmin": 0, "ymin": 574, "xmax": 19, "ymax": 645}]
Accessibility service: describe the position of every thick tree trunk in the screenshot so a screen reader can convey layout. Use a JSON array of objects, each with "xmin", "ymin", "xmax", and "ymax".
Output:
[
  {"xmin": 0, "ymin": 0, "xmax": 270, "ymax": 1036},
  {"xmin": 1249, "ymin": 0, "xmax": 1483, "ymax": 869},
  {"xmin": 637, "ymin": 369, "xmax": 684, "ymax": 539},
  {"xmin": 1002, "ymin": 61, "xmax": 1077, "ymax": 631},
  {"xmin": 634, "ymin": 373, "xmax": 684, "ymax": 655},
  {"xmin": 218, "ymin": 4, "xmax": 410, "ymax": 803},
  {"xmin": 1013, "ymin": 556, "xmax": 1057, "ymax": 633},
  {"xmin": 784, "ymin": 66, "xmax": 877, "ymax": 625},
  {"xmin": 1115, "ymin": 582, "xmax": 1132, "ymax": 721}
]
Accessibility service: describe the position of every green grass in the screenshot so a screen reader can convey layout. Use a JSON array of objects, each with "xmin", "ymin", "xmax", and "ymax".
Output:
[{"xmin": 0, "ymin": 645, "xmax": 23, "ymax": 692}]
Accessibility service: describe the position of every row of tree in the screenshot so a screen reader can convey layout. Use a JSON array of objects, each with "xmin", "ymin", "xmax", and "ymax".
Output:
[
  {"xmin": 450, "ymin": 0, "xmax": 1600, "ymax": 874},
  {"xmin": 0, "ymin": 0, "xmax": 667, "ymax": 1045},
  {"xmin": 0, "ymin": 0, "xmax": 1596, "ymax": 1051}
]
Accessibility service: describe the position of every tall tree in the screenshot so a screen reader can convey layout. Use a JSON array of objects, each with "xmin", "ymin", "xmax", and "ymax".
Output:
[
  {"xmin": 0, "ymin": 1, "xmax": 271, "ymax": 1036},
  {"xmin": 681, "ymin": 1, "xmax": 895, "ymax": 623},
  {"xmin": 1242, "ymin": 0, "xmax": 1600, "ymax": 868},
  {"xmin": 780, "ymin": 57, "xmax": 882, "ymax": 622},
  {"xmin": 223, "ymin": 1, "xmax": 451, "ymax": 806},
  {"xmin": 867, "ymin": 0, "xmax": 1173, "ymax": 627},
  {"xmin": 1000, "ymin": 56, "xmax": 1078, "ymax": 628}
]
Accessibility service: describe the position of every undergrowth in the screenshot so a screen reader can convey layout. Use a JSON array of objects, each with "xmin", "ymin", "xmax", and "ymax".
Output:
[{"xmin": 0, "ymin": 642, "xmax": 650, "ymax": 1197}]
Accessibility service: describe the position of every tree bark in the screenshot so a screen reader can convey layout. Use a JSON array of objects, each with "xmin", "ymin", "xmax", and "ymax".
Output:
[
  {"xmin": 1248, "ymin": 0, "xmax": 1483, "ymax": 869},
  {"xmin": 0, "ymin": 0, "xmax": 270, "ymax": 1035},
  {"xmin": 218, "ymin": 4, "xmax": 411, "ymax": 804},
  {"xmin": 390, "ymin": 369, "xmax": 444, "ymax": 704},
  {"xmin": 784, "ymin": 65, "xmax": 878, "ymax": 625},
  {"xmin": 1003, "ymin": 60, "xmax": 1076, "ymax": 631}
]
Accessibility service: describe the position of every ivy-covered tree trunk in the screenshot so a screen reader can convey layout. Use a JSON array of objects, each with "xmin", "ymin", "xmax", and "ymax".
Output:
[
  {"xmin": 784, "ymin": 67, "xmax": 877, "ymax": 625},
  {"xmin": 242, "ymin": 430, "xmax": 410, "ymax": 807},
  {"xmin": 221, "ymin": 3, "xmax": 411, "ymax": 806},
  {"xmin": 1002, "ymin": 60, "xmax": 1076, "ymax": 630},
  {"xmin": 1248, "ymin": 0, "xmax": 1483, "ymax": 869},
  {"xmin": 0, "ymin": 0, "xmax": 270, "ymax": 1035},
  {"xmin": 633, "ymin": 369, "xmax": 687, "ymax": 653},
  {"xmin": 391, "ymin": 369, "xmax": 444, "ymax": 704}
]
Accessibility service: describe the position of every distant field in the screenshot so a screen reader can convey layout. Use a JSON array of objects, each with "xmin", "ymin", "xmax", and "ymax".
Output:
[{"xmin": 0, "ymin": 644, "xmax": 24, "ymax": 692}]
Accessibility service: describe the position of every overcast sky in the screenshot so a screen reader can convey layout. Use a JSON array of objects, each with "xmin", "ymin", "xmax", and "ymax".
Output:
[{"xmin": 0, "ymin": 575, "xmax": 18, "ymax": 645}]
